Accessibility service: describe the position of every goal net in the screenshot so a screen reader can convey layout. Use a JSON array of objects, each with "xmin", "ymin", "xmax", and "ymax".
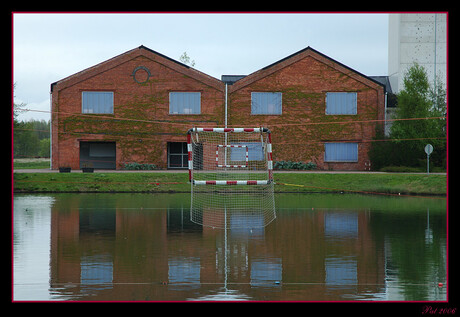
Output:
[{"xmin": 187, "ymin": 127, "xmax": 276, "ymax": 229}]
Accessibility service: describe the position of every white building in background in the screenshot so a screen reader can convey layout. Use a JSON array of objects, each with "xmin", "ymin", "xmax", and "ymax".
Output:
[{"xmin": 388, "ymin": 13, "xmax": 447, "ymax": 94}]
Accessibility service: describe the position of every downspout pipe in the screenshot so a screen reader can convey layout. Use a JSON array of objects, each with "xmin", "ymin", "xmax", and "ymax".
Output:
[{"xmin": 225, "ymin": 83, "xmax": 228, "ymax": 128}]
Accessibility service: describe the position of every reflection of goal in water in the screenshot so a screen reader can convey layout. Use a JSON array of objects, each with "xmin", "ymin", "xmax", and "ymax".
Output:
[{"xmin": 187, "ymin": 128, "xmax": 276, "ymax": 229}]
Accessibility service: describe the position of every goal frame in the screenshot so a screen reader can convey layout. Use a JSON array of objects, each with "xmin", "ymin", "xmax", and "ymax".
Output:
[{"xmin": 187, "ymin": 127, "xmax": 273, "ymax": 185}]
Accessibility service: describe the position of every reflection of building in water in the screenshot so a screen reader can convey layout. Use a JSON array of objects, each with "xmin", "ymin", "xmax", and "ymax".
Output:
[
  {"xmin": 191, "ymin": 183, "xmax": 276, "ymax": 229},
  {"xmin": 49, "ymin": 196, "xmax": 385, "ymax": 301}
]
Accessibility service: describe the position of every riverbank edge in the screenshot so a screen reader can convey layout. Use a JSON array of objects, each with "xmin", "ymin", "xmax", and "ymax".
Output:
[{"xmin": 13, "ymin": 172, "xmax": 447, "ymax": 196}]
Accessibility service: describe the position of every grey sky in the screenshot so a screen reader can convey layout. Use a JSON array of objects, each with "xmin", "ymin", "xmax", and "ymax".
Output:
[{"xmin": 13, "ymin": 13, "xmax": 389, "ymax": 121}]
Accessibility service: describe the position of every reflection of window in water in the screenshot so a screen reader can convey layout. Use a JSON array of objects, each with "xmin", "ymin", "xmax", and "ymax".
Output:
[
  {"xmin": 325, "ymin": 257, "xmax": 357, "ymax": 288},
  {"xmin": 80, "ymin": 254, "xmax": 113, "ymax": 290},
  {"xmin": 324, "ymin": 212, "xmax": 358, "ymax": 239},
  {"xmin": 167, "ymin": 207, "xmax": 202, "ymax": 233},
  {"xmin": 230, "ymin": 212, "xmax": 265, "ymax": 239},
  {"xmin": 250, "ymin": 258, "xmax": 282, "ymax": 287},
  {"xmin": 168, "ymin": 257, "xmax": 201, "ymax": 290},
  {"xmin": 79, "ymin": 209, "xmax": 116, "ymax": 235}
]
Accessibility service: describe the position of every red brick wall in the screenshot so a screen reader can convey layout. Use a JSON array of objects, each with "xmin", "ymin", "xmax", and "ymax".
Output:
[
  {"xmin": 52, "ymin": 47, "xmax": 224, "ymax": 170},
  {"xmin": 51, "ymin": 47, "xmax": 384, "ymax": 171},
  {"xmin": 228, "ymin": 51, "xmax": 384, "ymax": 171}
]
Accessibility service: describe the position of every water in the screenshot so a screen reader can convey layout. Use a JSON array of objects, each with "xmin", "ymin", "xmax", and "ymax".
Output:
[{"xmin": 13, "ymin": 193, "xmax": 447, "ymax": 301}]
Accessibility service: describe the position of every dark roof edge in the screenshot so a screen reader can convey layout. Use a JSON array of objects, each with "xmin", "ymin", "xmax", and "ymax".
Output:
[
  {"xmin": 51, "ymin": 45, "xmax": 386, "ymax": 94},
  {"xmin": 137, "ymin": 45, "xmax": 191, "ymax": 69},
  {"xmin": 51, "ymin": 45, "xmax": 221, "ymax": 93},
  {"xmin": 307, "ymin": 47, "xmax": 386, "ymax": 92},
  {"xmin": 260, "ymin": 46, "xmax": 387, "ymax": 92}
]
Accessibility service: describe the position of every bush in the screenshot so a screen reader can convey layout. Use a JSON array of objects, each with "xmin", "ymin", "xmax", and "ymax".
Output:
[
  {"xmin": 123, "ymin": 162, "xmax": 157, "ymax": 170},
  {"xmin": 274, "ymin": 161, "xmax": 317, "ymax": 170}
]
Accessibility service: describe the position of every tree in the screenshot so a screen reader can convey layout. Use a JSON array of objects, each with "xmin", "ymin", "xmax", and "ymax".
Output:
[
  {"xmin": 13, "ymin": 83, "xmax": 27, "ymax": 124},
  {"xmin": 179, "ymin": 52, "xmax": 195, "ymax": 67},
  {"xmin": 14, "ymin": 119, "xmax": 51, "ymax": 158},
  {"xmin": 369, "ymin": 63, "xmax": 447, "ymax": 169}
]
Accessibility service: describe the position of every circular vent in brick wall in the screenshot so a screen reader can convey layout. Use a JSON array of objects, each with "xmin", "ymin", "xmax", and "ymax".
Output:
[{"xmin": 132, "ymin": 66, "xmax": 151, "ymax": 84}]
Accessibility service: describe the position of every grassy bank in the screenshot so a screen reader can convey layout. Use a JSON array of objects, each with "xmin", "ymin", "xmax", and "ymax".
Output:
[
  {"xmin": 13, "ymin": 172, "xmax": 446, "ymax": 196},
  {"xmin": 274, "ymin": 173, "xmax": 446, "ymax": 196}
]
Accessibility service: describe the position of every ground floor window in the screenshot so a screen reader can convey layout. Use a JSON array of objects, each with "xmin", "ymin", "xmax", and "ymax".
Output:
[
  {"xmin": 80, "ymin": 141, "xmax": 116, "ymax": 169},
  {"xmin": 168, "ymin": 142, "xmax": 188, "ymax": 169},
  {"xmin": 324, "ymin": 142, "xmax": 358, "ymax": 162}
]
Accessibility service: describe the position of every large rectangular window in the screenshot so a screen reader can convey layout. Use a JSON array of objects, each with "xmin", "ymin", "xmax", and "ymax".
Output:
[
  {"xmin": 324, "ymin": 143, "xmax": 358, "ymax": 162},
  {"xmin": 326, "ymin": 92, "xmax": 357, "ymax": 115},
  {"xmin": 251, "ymin": 92, "xmax": 282, "ymax": 115},
  {"xmin": 82, "ymin": 91, "xmax": 114, "ymax": 114},
  {"xmin": 169, "ymin": 92, "xmax": 201, "ymax": 114}
]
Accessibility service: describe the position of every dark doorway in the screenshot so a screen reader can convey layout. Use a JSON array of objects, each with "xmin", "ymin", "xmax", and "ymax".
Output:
[
  {"xmin": 80, "ymin": 141, "xmax": 116, "ymax": 169},
  {"xmin": 167, "ymin": 142, "xmax": 188, "ymax": 169}
]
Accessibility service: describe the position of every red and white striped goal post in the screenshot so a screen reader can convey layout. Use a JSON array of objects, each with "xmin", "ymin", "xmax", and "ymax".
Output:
[{"xmin": 187, "ymin": 127, "xmax": 273, "ymax": 185}]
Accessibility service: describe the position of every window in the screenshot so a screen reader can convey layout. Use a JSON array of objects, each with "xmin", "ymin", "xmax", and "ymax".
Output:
[
  {"xmin": 325, "ymin": 257, "xmax": 357, "ymax": 287},
  {"xmin": 324, "ymin": 143, "xmax": 358, "ymax": 162},
  {"xmin": 168, "ymin": 257, "xmax": 200, "ymax": 290},
  {"xmin": 81, "ymin": 255, "xmax": 113, "ymax": 290},
  {"xmin": 251, "ymin": 92, "xmax": 282, "ymax": 115},
  {"xmin": 325, "ymin": 212, "xmax": 358, "ymax": 239},
  {"xmin": 230, "ymin": 143, "xmax": 264, "ymax": 161},
  {"xmin": 168, "ymin": 142, "xmax": 188, "ymax": 169},
  {"xmin": 82, "ymin": 91, "xmax": 114, "ymax": 114},
  {"xmin": 326, "ymin": 92, "xmax": 357, "ymax": 115},
  {"xmin": 169, "ymin": 92, "xmax": 201, "ymax": 114}
]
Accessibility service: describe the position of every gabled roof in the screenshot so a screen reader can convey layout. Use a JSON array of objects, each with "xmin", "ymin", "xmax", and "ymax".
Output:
[
  {"xmin": 51, "ymin": 45, "xmax": 224, "ymax": 92},
  {"xmin": 228, "ymin": 46, "xmax": 386, "ymax": 93}
]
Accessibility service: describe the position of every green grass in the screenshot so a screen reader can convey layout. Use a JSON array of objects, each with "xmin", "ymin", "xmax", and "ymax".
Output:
[
  {"xmin": 13, "ymin": 160, "xmax": 50, "ymax": 169},
  {"xmin": 13, "ymin": 171, "xmax": 446, "ymax": 196},
  {"xmin": 13, "ymin": 172, "xmax": 191, "ymax": 193},
  {"xmin": 274, "ymin": 173, "xmax": 446, "ymax": 196}
]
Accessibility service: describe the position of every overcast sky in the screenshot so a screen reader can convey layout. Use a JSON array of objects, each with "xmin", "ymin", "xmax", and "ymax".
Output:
[{"xmin": 13, "ymin": 13, "xmax": 389, "ymax": 121}]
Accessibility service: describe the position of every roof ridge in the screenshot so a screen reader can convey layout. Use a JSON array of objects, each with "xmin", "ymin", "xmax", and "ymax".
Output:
[{"xmin": 51, "ymin": 45, "xmax": 224, "ymax": 92}]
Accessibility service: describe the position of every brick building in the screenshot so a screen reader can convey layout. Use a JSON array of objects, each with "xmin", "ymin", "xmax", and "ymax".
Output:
[
  {"xmin": 51, "ymin": 45, "xmax": 385, "ymax": 171},
  {"xmin": 51, "ymin": 46, "xmax": 225, "ymax": 170}
]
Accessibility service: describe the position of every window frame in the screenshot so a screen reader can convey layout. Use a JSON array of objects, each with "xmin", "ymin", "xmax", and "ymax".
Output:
[
  {"xmin": 169, "ymin": 92, "xmax": 201, "ymax": 115},
  {"xmin": 81, "ymin": 91, "xmax": 114, "ymax": 114},
  {"xmin": 325, "ymin": 92, "xmax": 357, "ymax": 115},
  {"xmin": 251, "ymin": 92, "xmax": 282, "ymax": 115},
  {"xmin": 324, "ymin": 142, "xmax": 359, "ymax": 163},
  {"xmin": 230, "ymin": 142, "xmax": 265, "ymax": 161},
  {"xmin": 167, "ymin": 142, "xmax": 188, "ymax": 169}
]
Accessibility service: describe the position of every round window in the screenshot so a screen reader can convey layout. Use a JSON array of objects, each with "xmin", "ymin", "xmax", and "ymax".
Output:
[{"xmin": 132, "ymin": 66, "xmax": 151, "ymax": 84}]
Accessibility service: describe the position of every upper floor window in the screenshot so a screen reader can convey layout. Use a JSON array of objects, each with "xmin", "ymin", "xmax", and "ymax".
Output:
[
  {"xmin": 251, "ymin": 92, "xmax": 282, "ymax": 115},
  {"xmin": 326, "ymin": 92, "xmax": 357, "ymax": 115},
  {"xmin": 82, "ymin": 91, "xmax": 114, "ymax": 114},
  {"xmin": 169, "ymin": 92, "xmax": 201, "ymax": 114}
]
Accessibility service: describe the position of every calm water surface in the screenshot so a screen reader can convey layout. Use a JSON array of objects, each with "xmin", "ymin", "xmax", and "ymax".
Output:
[{"xmin": 13, "ymin": 193, "xmax": 447, "ymax": 301}]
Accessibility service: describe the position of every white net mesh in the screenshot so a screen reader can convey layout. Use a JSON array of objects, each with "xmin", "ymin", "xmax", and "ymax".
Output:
[
  {"xmin": 188, "ymin": 128, "xmax": 275, "ymax": 229},
  {"xmin": 189, "ymin": 129, "xmax": 271, "ymax": 182}
]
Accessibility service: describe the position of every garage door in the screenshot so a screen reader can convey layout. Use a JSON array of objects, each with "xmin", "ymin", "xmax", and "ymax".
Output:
[{"xmin": 80, "ymin": 142, "xmax": 116, "ymax": 169}]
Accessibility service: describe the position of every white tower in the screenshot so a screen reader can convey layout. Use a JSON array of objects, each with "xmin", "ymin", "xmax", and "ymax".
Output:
[{"xmin": 388, "ymin": 13, "xmax": 447, "ymax": 93}]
